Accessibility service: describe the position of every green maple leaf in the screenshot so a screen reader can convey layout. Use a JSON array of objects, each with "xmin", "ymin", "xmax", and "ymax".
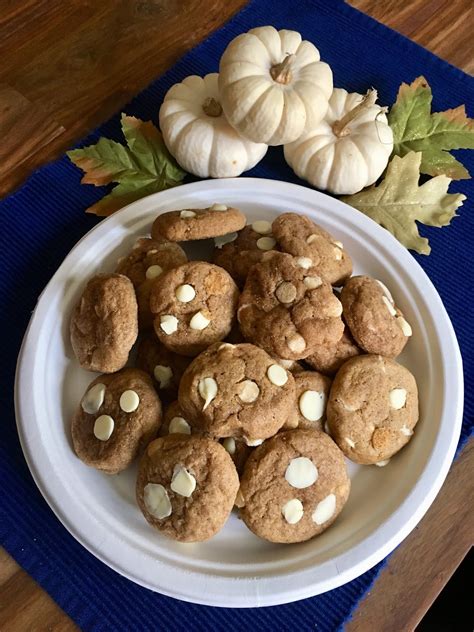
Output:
[
  {"xmin": 341, "ymin": 152, "xmax": 466, "ymax": 255},
  {"xmin": 67, "ymin": 114, "xmax": 186, "ymax": 216},
  {"xmin": 388, "ymin": 76, "xmax": 474, "ymax": 180}
]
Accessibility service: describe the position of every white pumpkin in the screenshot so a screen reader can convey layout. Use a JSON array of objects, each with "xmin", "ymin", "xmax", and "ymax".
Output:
[
  {"xmin": 284, "ymin": 88, "xmax": 394, "ymax": 195},
  {"xmin": 159, "ymin": 73, "xmax": 267, "ymax": 178},
  {"xmin": 218, "ymin": 26, "xmax": 333, "ymax": 146}
]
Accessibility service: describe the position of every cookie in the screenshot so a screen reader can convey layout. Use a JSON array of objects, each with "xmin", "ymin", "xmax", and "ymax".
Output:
[
  {"xmin": 285, "ymin": 371, "xmax": 332, "ymax": 430},
  {"xmin": 327, "ymin": 355, "xmax": 419, "ymax": 464},
  {"xmin": 116, "ymin": 238, "xmax": 187, "ymax": 329},
  {"xmin": 341, "ymin": 276, "xmax": 412, "ymax": 357},
  {"xmin": 151, "ymin": 204, "xmax": 246, "ymax": 242},
  {"xmin": 212, "ymin": 221, "xmax": 279, "ymax": 288},
  {"xmin": 238, "ymin": 252, "xmax": 344, "ymax": 360},
  {"xmin": 150, "ymin": 261, "xmax": 239, "ymax": 356},
  {"xmin": 160, "ymin": 400, "xmax": 193, "ymax": 437},
  {"xmin": 239, "ymin": 429, "xmax": 350, "ymax": 543},
  {"xmin": 178, "ymin": 342, "xmax": 296, "ymax": 442},
  {"xmin": 136, "ymin": 434, "xmax": 239, "ymax": 542},
  {"xmin": 220, "ymin": 437, "xmax": 253, "ymax": 475},
  {"xmin": 136, "ymin": 334, "xmax": 190, "ymax": 402},
  {"xmin": 70, "ymin": 274, "xmax": 138, "ymax": 373},
  {"xmin": 72, "ymin": 368, "xmax": 162, "ymax": 474},
  {"xmin": 272, "ymin": 213, "xmax": 352, "ymax": 286},
  {"xmin": 305, "ymin": 326, "xmax": 362, "ymax": 376}
]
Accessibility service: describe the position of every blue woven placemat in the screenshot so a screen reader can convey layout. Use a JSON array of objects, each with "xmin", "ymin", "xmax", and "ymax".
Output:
[{"xmin": 1, "ymin": 1, "xmax": 473, "ymax": 630}]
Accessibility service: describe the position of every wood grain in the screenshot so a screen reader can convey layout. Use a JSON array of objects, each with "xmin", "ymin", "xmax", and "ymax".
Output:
[{"xmin": 0, "ymin": 0, "xmax": 473, "ymax": 630}]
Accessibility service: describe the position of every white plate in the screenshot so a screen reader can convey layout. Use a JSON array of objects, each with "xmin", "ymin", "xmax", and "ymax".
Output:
[{"xmin": 15, "ymin": 178, "xmax": 463, "ymax": 607}]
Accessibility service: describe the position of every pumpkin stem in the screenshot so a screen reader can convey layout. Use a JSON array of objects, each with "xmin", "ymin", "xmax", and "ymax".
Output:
[
  {"xmin": 270, "ymin": 54, "xmax": 294, "ymax": 85},
  {"xmin": 202, "ymin": 97, "xmax": 223, "ymax": 117},
  {"xmin": 332, "ymin": 89, "xmax": 379, "ymax": 138}
]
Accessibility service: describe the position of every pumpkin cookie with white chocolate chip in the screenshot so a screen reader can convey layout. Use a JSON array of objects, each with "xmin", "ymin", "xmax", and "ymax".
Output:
[
  {"xmin": 305, "ymin": 326, "xmax": 363, "ymax": 376},
  {"xmin": 70, "ymin": 273, "xmax": 138, "ymax": 373},
  {"xmin": 286, "ymin": 371, "xmax": 332, "ymax": 430},
  {"xmin": 238, "ymin": 252, "xmax": 344, "ymax": 360},
  {"xmin": 116, "ymin": 237, "xmax": 187, "ymax": 329},
  {"xmin": 178, "ymin": 342, "xmax": 296, "ymax": 443},
  {"xmin": 72, "ymin": 368, "xmax": 162, "ymax": 474},
  {"xmin": 239, "ymin": 429, "xmax": 350, "ymax": 543},
  {"xmin": 136, "ymin": 334, "xmax": 191, "ymax": 402},
  {"xmin": 341, "ymin": 276, "xmax": 412, "ymax": 357},
  {"xmin": 212, "ymin": 221, "xmax": 279, "ymax": 288},
  {"xmin": 151, "ymin": 204, "xmax": 246, "ymax": 242},
  {"xmin": 136, "ymin": 434, "xmax": 239, "ymax": 542},
  {"xmin": 160, "ymin": 400, "xmax": 193, "ymax": 437},
  {"xmin": 272, "ymin": 213, "xmax": 352, "ymax": 286},
  {"xmin": 150, "ymin": 261, "xmax": 239, "ymax": 357},
  {"xmin": 327, "ymin": 354, "xmax": 419, "ymax": 464}
]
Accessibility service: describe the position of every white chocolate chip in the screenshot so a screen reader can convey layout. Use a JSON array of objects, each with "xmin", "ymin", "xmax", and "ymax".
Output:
[
  {"xmin": 312, "ymin": 494, "xmax": 336, "ymax": 525},
  {"xmin": 275, "ymin": 281, "xmax": 297, "ymax": 304},
  {"xmin": 144, "ymin": 483, "xmax": 172, "ymax": 519},
  {"xmin": 153, "ymin": 365, "xmax": 173, "ymax": 389},
  {"xmin": 383, "ymin": 296, "xmax": 397, "ymax": 317},
  {"xmin": 333, "ymin": 247, "xmax": 343, "ymax": 261},
  {"xmin": 244, "ymin": 437, "xmax": 264, "ymax": 447},
  {"xmin": 175, "ymin": 284, "xmax": 196, "ymax": 303},
  {"xmin": 397, "ymin": 316, "xmax": 413, "ymax": 337},
  {"xmin": 299, "ymin": 390, "xmax": 326, "ymax": 422},
  {"xmin": 81, "ymin": 383, "xmax": 106, "ymax": 414},
  {"xmin": 93, "ymin": 415, "xmax": 114, "ymax": 441},
  {"xmin": 288, "ymin": 334, "xmax": 306, "ymax": 354},
  {"xmin": 252, "ymin": 220, "xmax": 272, "ymax": 235},
  {"xmin": 214, "ymin": 232, "xmax": 237, "ymax": 248},
  {"xmin": 375, "ymin": 459, "xmax": 390, "ymax": 467},
  {"xmin": 345, "ymin": 437, "xmax": 355, "ymax": 448},
  {"xmin": 223, "ymin": 437, "xmax": 236, "ymax": 455},
  {"xmin": 267, "ymin": 364, "xmax": 288, "ymax": 386},
  {"xmin": 296, "ymin": 256, "xmax": 312, "ymax": 269},
  {"xmin": 210, "ymin": 203, "xmax": 227, "ymax": 211},
  {"xmin": 256, "ymin": 236, "xmax": 276, "ymax": 251},
  {"xmin": 238, "ymin": 380, "xmax": 260, "ymax": 403},
  {"xmin": 235, "ymin": 488, "xmax": 245, "ymax": 508},
  {"xmin": 145, "ymin": 264, "xmax": 163, "ymax": 280},
  {"xmin": 189, "ymin": 311, "xmax": 210, "ymax": 331},
  {"xmin": 168, "ymin": 416, "xmax": 191, "ymax": 435},
  {"xmin": 285, "ymin": 457, "xmax": 318, "ymax": 489},
  {"xmin": 401, "ymin": 425, "xmax": 413, "ymax": 436},
  {"xmin": 306, "ymin": 234, "xmax": 318, "ymax": 244},
  {"xmin": 277, "ymin": 358, "xmax": 295, "ymax": 369},
  {"xmin": 160, "ymin": 314, "xmax": 178, "ymax": 335},
  {"xmin": 389, "ymin": 388, "xmax": 407, "ymax": 409},
  {"xmin": 170, "ymin": 465, "xmax": 196, "ymax": 497},
  {"xmin": 304, "ymin": 275, "xmax": 322, "ymax": 289},
  {"xmin": 180, "ymin": 210, "xmax": 196, "ymax": 219},
  {"xmin": 198, "ymin": 377, "xmax": 218, "ymax": 410},
  {"xmin": 327, "ymin": 297, "xmax": 343, "ymax": 317},
  {"xmin": 376, "ymin": 279, "xmax": 394, "ymax": 304},
  {"xmin": 219, "ymin": 343, "xmax": 235, "ymax": 350},
  {"xmin": 282, "ymin": 499, "xmax": 304, "ymax": 524},
  {"xmin": 332, "ymin": 240, "xmax": 343, "ymax": 249},
  {"xmin": 119, "ymin": 389, "xmax": 140, "ymax": 413},
  {"xmin": 147, "ymin": 249, "xmax": 158, "ymax": 255}
]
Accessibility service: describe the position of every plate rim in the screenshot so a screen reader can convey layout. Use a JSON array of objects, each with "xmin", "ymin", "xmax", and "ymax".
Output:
[{"xmin": 14, "ymin": 177, "xmax": 464, "ymax": 607}]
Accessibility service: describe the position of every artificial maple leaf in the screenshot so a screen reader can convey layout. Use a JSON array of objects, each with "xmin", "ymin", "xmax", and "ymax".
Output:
[
  {"xmin": 341, "ymin": 152, "xmax": 466, "ymax": 255},
  {"xmin": 67, "ymin": 114, "xmax": 186, "ymax": 215},
  {"xmin": 388, "ymin": 76, "xmax": 474, "ymax": 180}
]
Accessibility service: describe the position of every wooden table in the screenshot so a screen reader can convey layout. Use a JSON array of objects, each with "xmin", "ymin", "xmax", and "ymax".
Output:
[{"xmin": 1, "ymin": 1, "xmax": 472, "ymax": 630}]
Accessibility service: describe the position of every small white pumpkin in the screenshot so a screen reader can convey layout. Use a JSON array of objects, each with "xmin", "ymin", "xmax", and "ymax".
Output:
[
  {"xmin": 284, "ymin": 88, "xmax": 394, "ymax": 195},
  {"xmin": 218, "ymin": 26, "xmax": 333, "ymax": 146},
  {"xmin": 159, "ymin": 73, "xmax": 267, "ymax": 178}
]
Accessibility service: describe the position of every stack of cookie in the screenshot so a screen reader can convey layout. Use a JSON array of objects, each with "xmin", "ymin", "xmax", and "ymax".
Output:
[{"xmin": 70, "ymin": 205, "xmax": 418, "ymax": 544}]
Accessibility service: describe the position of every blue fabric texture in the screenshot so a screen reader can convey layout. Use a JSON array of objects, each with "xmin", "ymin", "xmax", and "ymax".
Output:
[{"xmin": 1, "ymin": 1, "xmax": 473, "ymax": 630}]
